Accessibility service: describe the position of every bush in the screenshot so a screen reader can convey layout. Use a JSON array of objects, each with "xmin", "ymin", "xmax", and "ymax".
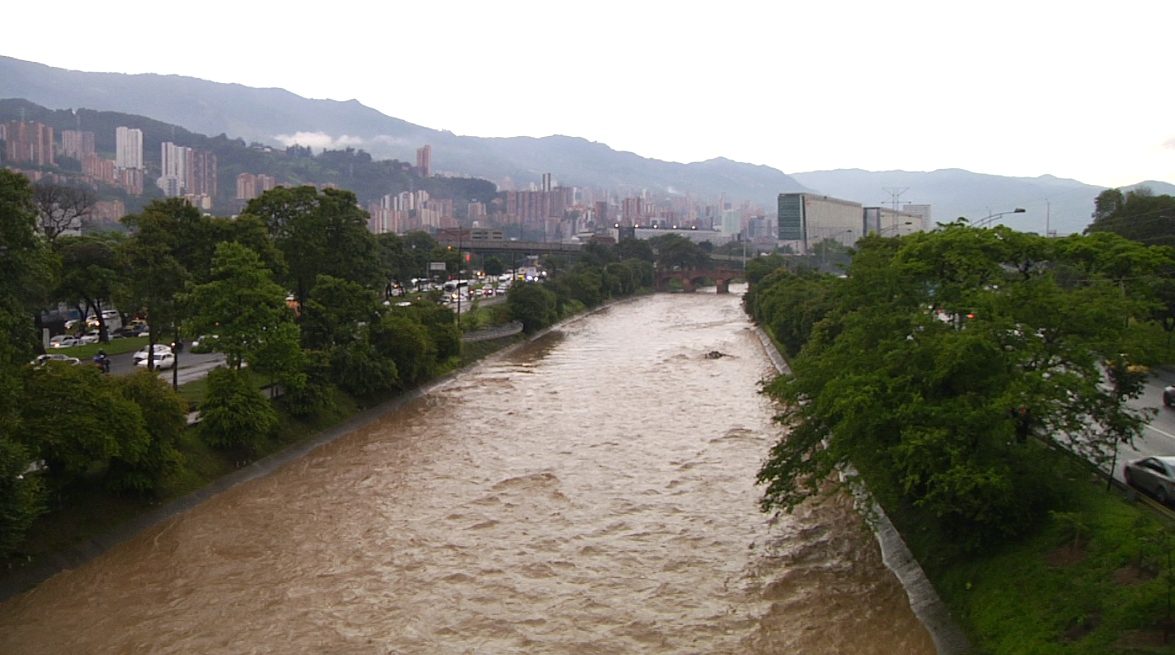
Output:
[
  {"xmin": 199, "ymin": 367, "xmax": 278, "ymax": 452},
  {"xmin": 106, "ymin": 370, "xmax": 187, "ymax": 495},
  {"xmin": 507, "ymin": 283, "xmax": 558, "ymax": 333}
]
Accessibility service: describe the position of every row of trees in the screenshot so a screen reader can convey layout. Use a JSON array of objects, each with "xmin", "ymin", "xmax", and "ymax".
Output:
[
  {"xmin": 746, "ymin": 223, "xmax": 1174, "ymax": 549},
  {"xmin": 0, "ymin": 174, "xmax": 489, "ymax": 558}
]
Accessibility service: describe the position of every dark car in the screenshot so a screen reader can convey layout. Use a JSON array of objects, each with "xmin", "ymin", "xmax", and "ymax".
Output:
[
  {"xmin": 1124, "ymin": 456, "xmax": 1175, "ymax": 504},
  {"xmin": 1164, "ymin": 385, "xmax": 1175, "ymax": 408}
]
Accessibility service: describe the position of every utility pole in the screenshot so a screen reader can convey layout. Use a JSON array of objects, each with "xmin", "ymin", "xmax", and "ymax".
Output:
[{"xmin": 883, "ymin": 187, "xmax": 909, "ymax": 213}]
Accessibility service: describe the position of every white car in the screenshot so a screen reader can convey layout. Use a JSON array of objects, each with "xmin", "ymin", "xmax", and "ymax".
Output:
[
  {"xmin": 48, "ymin": 335, "xmax": 80, "ymax": 348},
  {"xmin": 136, "ymin": 352, "xmax": 176, "ymax": 370},
  {"xmin": 78, "ymin": 331, "xmax": 101, "ymax": 345},
  {"xmin": 30, "ymin": 353, "xmax": 81, "ymax": 367},
  {"xmin": 132, "ymin": 344, "xmax": 173, "ymax": 364}
]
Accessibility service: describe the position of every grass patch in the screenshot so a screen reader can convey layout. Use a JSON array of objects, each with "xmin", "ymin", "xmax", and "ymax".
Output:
[
  {"xmin": 873, "ymin": 447, "xmax": 1175, "ymax": 654},
  {"xmin": 175, "ymin": 368, "xmax": 271, "ymax": 407},
  {"xmin": 63, "ymin": 336, "xmax": 149, "ymax": 359}
]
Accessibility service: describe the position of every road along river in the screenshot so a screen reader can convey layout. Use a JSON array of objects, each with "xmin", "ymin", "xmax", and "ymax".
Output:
[{"xmin": 0, "ymin": 288, "xmax": 934, "ymax": 654}]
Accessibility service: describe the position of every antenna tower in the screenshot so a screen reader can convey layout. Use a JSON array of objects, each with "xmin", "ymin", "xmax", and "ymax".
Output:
[{"xmin": 882, "ymin": 187, "xmax": 909, "ymax": 213}]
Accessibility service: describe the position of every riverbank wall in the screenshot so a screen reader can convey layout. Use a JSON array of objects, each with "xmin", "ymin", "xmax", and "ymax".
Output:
[{"xmin": 753, "ymin": 327, "xmax": 972, "ymax": 655}]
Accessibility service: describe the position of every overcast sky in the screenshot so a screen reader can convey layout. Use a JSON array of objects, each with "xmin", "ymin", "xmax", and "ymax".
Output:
[{"xmin": 5, "ymin": 0, "xmax": 1173, "ymax": 188}]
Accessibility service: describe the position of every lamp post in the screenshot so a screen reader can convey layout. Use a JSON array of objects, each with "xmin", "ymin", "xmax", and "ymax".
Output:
[
  {"xmin": 456, "ymin": 226, "xmax": 462, "ymax": 329},
  {"xmin": 975, "ymin": 207, "xmax": 1026, "ymax": 228}
]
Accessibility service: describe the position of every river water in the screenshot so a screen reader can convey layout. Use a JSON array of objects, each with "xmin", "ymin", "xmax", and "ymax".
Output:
[{"xmin": 0, "ymin": 289, "xmax": 934, "ymax": 654}]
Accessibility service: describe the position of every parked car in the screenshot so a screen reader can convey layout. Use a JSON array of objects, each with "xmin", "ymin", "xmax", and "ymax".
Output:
[
  {"xmin": 136, "ymin": 352, "xmax": 176, "ymax": 370},
  {"xmin": 48, "ymin": 335, "xmax": 80, "ymax": 349},
  {"xmin": 1124, "ymin": 456, "xmax": 1175, "ymax": 504},
  {"xmin": 30, "ymin": 353, "xmax": 81, "ymax": 367},
  {"xmin": 190, "ymin": 334, "xmax": 219, "ymax": 353},
  {"xmin": 78, "ymin": 331, "xmax": 101, "ymax": 345},
  {"xmin": 132, "ymin": 344, "xmax": 173, "ymax": 364},
  {"xmin": 1163, "ymin": 385, "xmax": 1175, "ymax": 408}
]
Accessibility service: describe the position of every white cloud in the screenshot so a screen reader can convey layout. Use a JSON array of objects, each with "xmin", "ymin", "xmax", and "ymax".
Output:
[{"xmin": 273, "ymin": 131, "xmax": 364, "ymax": 152}]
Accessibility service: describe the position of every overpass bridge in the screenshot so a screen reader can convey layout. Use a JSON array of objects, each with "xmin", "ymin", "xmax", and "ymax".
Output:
[
  {"xmin": 655, "ymin": 267, "xmax": 744, "ymax": 294},
  {"xmin": 436, "ymin": 237, "xmax": 583, "ymax": 256}
]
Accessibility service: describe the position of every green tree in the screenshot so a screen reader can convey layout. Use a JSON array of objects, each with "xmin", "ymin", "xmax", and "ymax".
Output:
[
  {"xmin": 301, "ymin": 274, "xmax": 380, "ymax": 350},
  {"xmin": 328, "ymin": 338, "xmax": 399, "ymax": 397},
  {"xmin": 199, "ymin": 367, "xmax": 278, "ymax": 452},
  {"xmin": 756, "ymin": 225, "xmax": 1167, "ymax": 548},
  {"xmin": 108, "ymin": 370, "xmax": 187, "ymax": 494},
  {"xmin": 17, "ymin": 364, "xmax": 149, "ymax": 481},
  {"xmin": 185, "ymin": 242, "xmax": 299, "ymax": 371},
  {"xmin": 507, "ymin": 282, "xmax": 559, "ymax": 333},
  {"xmin": 484, "ymin": 256, "xmax": 505, "ymax": 277},
  {"xmin": 0, "ymin": 433, "xmax": 45, "ymax": 557},
  {"xmin": 649, "ymin": 233, "xmax": 709, "ymax": 270},
  {"xmin": 0, "ymin": 170, "xmax": 53, "ymax": 555},
  {"xmin": 1087, "ymin": 187, "xmax": 1175, "ymax": 248},
  {"xmin": 371, "ymin": 312, "xmax": 435, "ymax": 388},
  {"xmin": 119, "ymin": 200, "xmax": 191, "ymax": 371},
  {"xmin": 616, "ymin": 238, "xmax": 655, "ymax": 263},
  {"xmin": 56, "ymin": 234, "xmax": 122, "ymax": 341},
  {"xmin": 0, "ymin": 169, "xmax": 58, "ymax": 362},
  {"xmin": 243, "ymin": 186, "xmax": 382, "ymax": 306}
]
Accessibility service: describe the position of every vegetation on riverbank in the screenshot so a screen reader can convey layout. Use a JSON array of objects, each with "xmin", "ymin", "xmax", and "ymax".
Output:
[
  {"xmin": 874, "ymin": 441, "xmax": 1175, "ymax": 653},
  {"xmin": 745, "ymin": 223, "xmax": 1175, "ymax": 652}
]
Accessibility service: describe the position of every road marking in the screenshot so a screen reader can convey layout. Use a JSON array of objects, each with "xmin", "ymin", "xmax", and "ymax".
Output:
[{"xmin": 1145, "ymin": 423, "xmax": 1175, "ymax": 440}]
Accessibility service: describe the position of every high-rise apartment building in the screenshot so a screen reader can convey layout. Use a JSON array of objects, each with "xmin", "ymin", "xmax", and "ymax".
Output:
[
  {"xmin": 416, "ymin": 144, "xmax": 431, "ymax": 178},
  {"xmin": 158, "ymin": 142, "xmax": 216, "ymax": 199},
  {"xmin": 60, "ymin": 130, "xmax": 96, "ymax": 160},
  {"xmin": 3, "ymin": 121, "xmax": 55, "ymax": 167},
  {"xmin": 159, "ymin": 142, "xmax": 188, "ymax": 196},
  {"xmin": 191, "ymin": 149, "xmax": 217, "ymax": 199},
  {"xmin": 235, "ymin": 173, "xmax": 277, "ymax": 201},
  {"xmin": 115, "ymin": 127, "xmax": 143, "ymax": 169}
]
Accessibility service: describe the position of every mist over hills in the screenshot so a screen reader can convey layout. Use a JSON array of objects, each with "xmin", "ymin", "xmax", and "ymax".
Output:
[{"xmin": 3, "ymin": 54, "xmax": 1164, "ymax": 234}]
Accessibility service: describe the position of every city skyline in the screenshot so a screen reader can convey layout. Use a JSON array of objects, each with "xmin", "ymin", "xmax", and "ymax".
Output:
[{"xmin": 3, "ymin": 0, "xmax": 1174, "ymax": 190}]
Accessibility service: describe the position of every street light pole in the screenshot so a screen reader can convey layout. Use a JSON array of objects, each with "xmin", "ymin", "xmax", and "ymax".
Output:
[
  {"xmin": 456, "ymin": 226, "xmax": 462, "ymax": 329},
  {"xmin": 974, "ymin": 207, "xmax": 1026, "ymax": 228}
]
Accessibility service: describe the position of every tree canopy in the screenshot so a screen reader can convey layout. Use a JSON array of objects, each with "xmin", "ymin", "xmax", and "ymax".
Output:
[{"xmin": 748, "ymin": 225, "xmax": 1173, "ymax": 549}]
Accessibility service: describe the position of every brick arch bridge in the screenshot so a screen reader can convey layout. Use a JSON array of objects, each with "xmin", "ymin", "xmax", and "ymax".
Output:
[{"xmin": 654, "ymin": 268, "xmax": 743, "ymax": 294}]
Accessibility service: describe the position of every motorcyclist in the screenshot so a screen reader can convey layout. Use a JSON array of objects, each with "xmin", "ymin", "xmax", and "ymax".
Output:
[{"xmin": 94, "ymin": 350, "xmax": 111, "ymax": 373}]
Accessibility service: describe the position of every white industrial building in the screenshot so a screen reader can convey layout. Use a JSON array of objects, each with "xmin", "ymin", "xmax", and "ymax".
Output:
[{"xmin": 778, "ymin": 193, "xmax": 930, "ymax": 253}]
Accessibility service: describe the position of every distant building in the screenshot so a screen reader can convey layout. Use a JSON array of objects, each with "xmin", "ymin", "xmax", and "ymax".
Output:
[
  {"xmin": 3, "ymin": 121, "xmax": 55, "ymax": 167},
  {"xmin": 115, "ymin": 127, "xmax": 143, "ymax": 170},
  {"xmin": 158, "ymin": 142, "xmax": 216, "ymax": 198},
  {"xmin": 863, "ymin": 206, "xmax": 925, "ymax": 236},
  {"xmin": 60, "ymin": 130, "xmax": 96, "ymax": 160},
  {"xmin": 416, "ymin": 144, "xmax": 431, "ymax": 178},
  {"xmin": 159, "ymin": 142, "xmax": 187, "ymax": 195},
  {"xmin": 902, "ymin": 204, "xmax": 932, "ymax": 229},
  {"xmin": 235, "ymin": 173, "xmax": 276, "ymax": 201},
  {"xmin": 778, "ymin": 193, "xmax": 863, "ymax": 253},
  {"xmin": 779, "ymin": 192, "xmax": 930, "ymax": 252}
]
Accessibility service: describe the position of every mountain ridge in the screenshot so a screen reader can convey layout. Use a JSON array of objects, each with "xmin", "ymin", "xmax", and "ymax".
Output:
[{"xmin": 4, "ymin": 54, "xmax": 1172, "ymax": 234}]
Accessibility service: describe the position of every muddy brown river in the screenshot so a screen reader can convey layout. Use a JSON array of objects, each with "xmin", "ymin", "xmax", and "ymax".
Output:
[{"xmin": 0, "ymin": 289, "xmax": 935, "ymax": 654}]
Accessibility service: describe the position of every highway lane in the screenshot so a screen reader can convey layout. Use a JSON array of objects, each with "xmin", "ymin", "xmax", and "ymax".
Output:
[
  {"xmin": 99, "ymin": 348, "xmax": 226, "ymax": 384},
  {"xmin": 1113, "ymin": 371, "xmax": 1175, "ymax": 483}
]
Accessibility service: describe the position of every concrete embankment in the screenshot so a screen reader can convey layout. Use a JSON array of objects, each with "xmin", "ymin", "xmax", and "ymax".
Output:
[{"xmin": 754, "ymin": 327, "xmax": 972, "ymax": 655}]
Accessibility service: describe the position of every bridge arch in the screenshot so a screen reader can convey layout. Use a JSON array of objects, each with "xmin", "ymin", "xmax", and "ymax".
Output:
[{"xmin": 654, "ymin": 268, "xmax": 741, "ymax": 293}]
